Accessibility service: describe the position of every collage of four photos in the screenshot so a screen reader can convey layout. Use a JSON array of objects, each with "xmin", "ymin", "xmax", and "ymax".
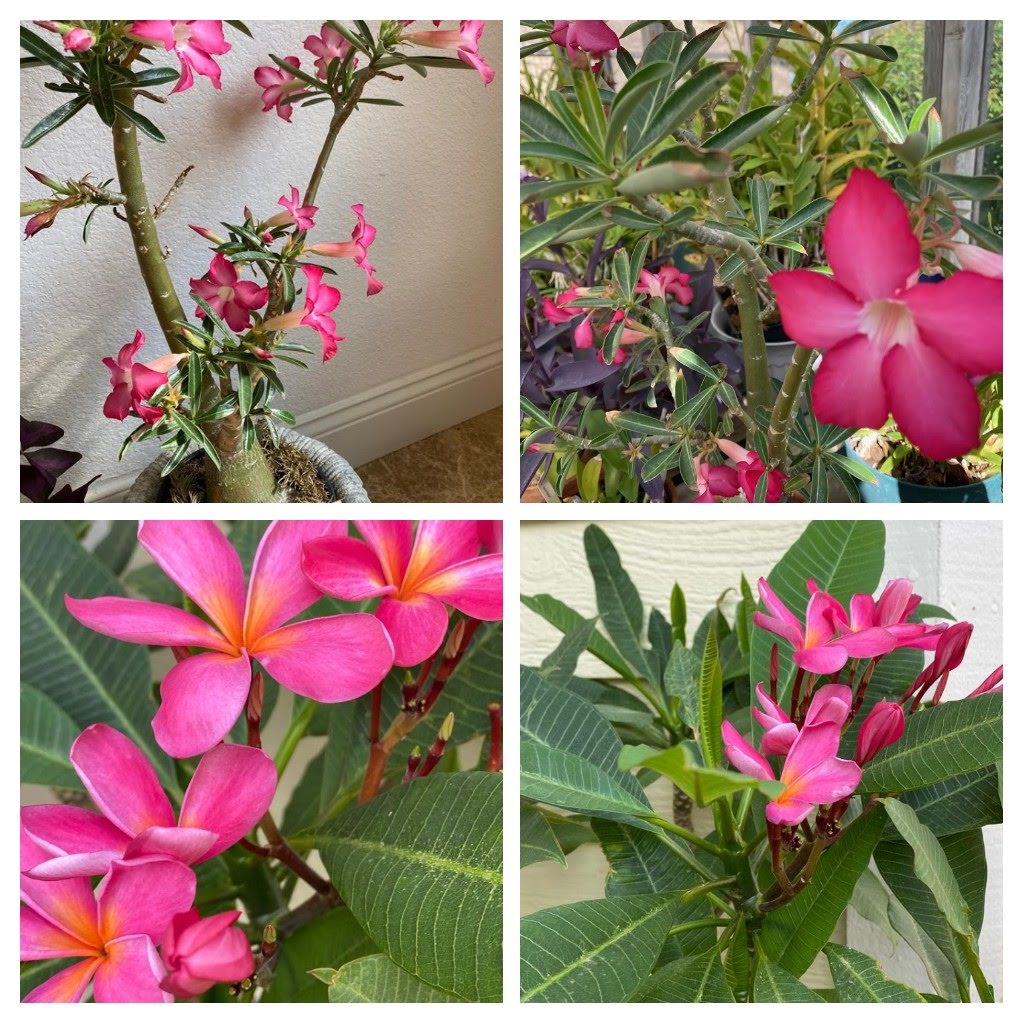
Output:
[{"xmin": 18, "ymin": 17, "xmax": 1004, "ymax": 1005}]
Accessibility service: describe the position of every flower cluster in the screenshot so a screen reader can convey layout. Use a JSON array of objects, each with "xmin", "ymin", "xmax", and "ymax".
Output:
[{"xmin": 697, "ymin": 439, "xmax": 788, "ymax": 504}]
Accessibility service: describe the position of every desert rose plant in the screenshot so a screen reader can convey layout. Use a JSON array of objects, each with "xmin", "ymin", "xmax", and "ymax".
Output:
[
  {"xmin": 21, "ymin": 20, "xmax": 493, "ymax": 502},
  {"xmin": 21, "ymin": 519, "xmax": 503, "ymax": 1002},
  {"xmin": 520, "ymin": 522, "xmax": 1001, "ymax": 1001},
  {"xmin": 520, "ymin": 20, "xmax": 1003, "ymax": 501}
]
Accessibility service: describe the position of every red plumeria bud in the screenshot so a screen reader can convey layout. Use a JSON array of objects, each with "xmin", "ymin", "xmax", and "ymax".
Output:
[
  {"xmin": 403, "ymin": 746, "xmax": 422, "ymax": 783},
  {"xmin": 856, "ymin": 701, "xmax": 905, "ymax": 764},
  {"xmin": 967, "ymin": 665, "xmax": 1003, "ymax": 698},
  {"xmin": 769, "ymin": 643, "xmax": 780, "ymax": 700},
  {"xmin": 933, "ymin": 621, "xmax": 973, "ymax": 675}
]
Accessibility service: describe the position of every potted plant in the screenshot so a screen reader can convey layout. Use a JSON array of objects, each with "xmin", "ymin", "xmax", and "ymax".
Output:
[{"xmin": 21, "ymin": 20, "xmax": 494, "ymax": 502}]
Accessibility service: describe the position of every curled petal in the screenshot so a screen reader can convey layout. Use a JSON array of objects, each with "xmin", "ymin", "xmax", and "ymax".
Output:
[
  {"xmin": 722, "ymin": 721, "xmax": 774, "ymax": 781},
  {"xmin": 301, "ymin": 535, "xmax": 395, "ymax": 601},
  {"xmin": 64, "ymin": 595, "xmax": 232, "ymax": 652}
]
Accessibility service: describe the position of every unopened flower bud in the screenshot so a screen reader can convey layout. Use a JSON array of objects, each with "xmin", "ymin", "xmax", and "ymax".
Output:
[
  {"xmin": 856, "ymin": 701, "xmax": 904, "ymax": 764},
  {"xmin": 967, "ymin": 665, "xmax": 1003, "ymax": 698}
]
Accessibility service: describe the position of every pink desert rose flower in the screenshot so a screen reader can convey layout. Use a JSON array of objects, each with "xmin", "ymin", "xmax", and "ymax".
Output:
[
  {"xmin": 550, "ymin": 21, "xmax": 620, "ymax": 69},
  {"xmin": 304, "ymin": 204, "xmax": 383, "ymax": 296},
  {"xmin": 693, "ymin": 456, "xmax": 740, "ymax": 503},
  {"xmin": 190, "ymin": 253, "xmax": 269, "ymax": 332},
  {"xmin": 303, "ymin": 23, "xmax": 354, "ymax": 78},
  {"xmin": 578, "ymin": 310, "xmax": 649, "ymax": 365},
  {"xmin": 22, "ymin": 724, "xmax": 276, "ymax": 881},
  {"xmin": 769, "ymin": 168, "xmax": 1003, "ymax": 460},
  {"xmin": 275, "ymin": 185, "xmax": 318, "ymax": 232},
  {"xmin": 949, "ymin": 242, "xmax": 1002, "ymax": 280},
  {"xmin": 303, "ymin": 520, "xmax": 504, "ymax": 667},
  {"xmin": 131, "ymin": 21, "xmax": 230, "ymax": 93},
  {"xmin": 967, "ymin": 665, "xmax": 1003, "ymax": 698},
  {"xmin": 160, "ymin": 909, "xmax": 253, "ymax": 999},
  {"xmin": 63, "ymin": 27, "xmax": 93, "ymax": 51},
  {"xmin": 102, "ymin": 330, "xmax": 182, "ymax": 424},
  {"xmin": 856, "ymin": 701, "xmax": 905, "ymax": 764},
  {"xmin": 263, "ymin": 265, "xmax": 344, "ymax": 361},
  {"xmin": 636, "ymin": 266, "xmax": 694, "ymax": 306},
  {"xmin": 21, "ymin": 831, "xmax": 195, "ymax": 1003},
  {"xmin": 65, "ymin": 521, "xmax": 394, "ymax": 758},
  {"xmin": 716, "ymin": 438, "xmax": 788, "ymax": 503},
  {"xmin": 254, "ymin": 57, "xmax": 309, "ymax": 120},
  {"xmin": 402, "ymin": 21, "xmax": 494, "ymax": 84},
  {"xmin": 722, "ymin": 721, "xmax": 861, "ymax": 826}
]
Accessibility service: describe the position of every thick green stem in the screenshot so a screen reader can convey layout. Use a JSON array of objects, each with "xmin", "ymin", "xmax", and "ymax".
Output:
[
  {"xmin": 737, "ymin": 24, "xmax": 788, "ymax": 116},
  {"xmin": 732, "ymin": 272, "xmax": 771, "ymax": 423},
  {"xmin": 203, "ymin": 412, "xmax": 277, "ymax": 503},
  {"xmin": 767, "ymin": 346, "xmax": 815, "ymax": 463},
  {"xmin": 957, "ymin": 933, "xmax": 995, "ymax": 1002}
]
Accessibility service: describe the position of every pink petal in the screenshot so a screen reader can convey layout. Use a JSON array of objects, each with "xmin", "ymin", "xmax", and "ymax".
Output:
[
  {"xmin": 93, "ymin": 935, "xmax": 171, "ymax": 1003},
  {"xmin": 187, "ymin": 20, "xmax": 230, "ymax": 54},
  {"xmin": 375, "ymin": 593, "xmax": 450, "ymax": 668},
  {"xmin": 70, "ymin": 724, "xmax": 175, "ymax": 837},
  {"xmin": 406, "ymin": 520, "xmax": 483, "ymax": 582},
  {"xmin": 64, "ymin": 595, "xmax": 232, "ymax": 651},
  {"xmin": 20, "ymin": 854, "xmax": 102, "ymax": 949},
  {"xmin": 21, "ymin": 906, "xmax": 97, "ymax": 960},
  {"xmin": 803, "ymin": 683, "xmax": 853, "ymax": 727},
  {"xmin": 206, "ymin": 252, "xmax": 236, "ymax": 286},
  {"xmin": 765, "ymin": 797, "xmax": 816, "ymax": 827},
  {"xmin": 811, "ymin": 334, "xmax": 890, "ymax": 430},
  {"xmin": 780, "ymin": 723, "xmax": 842, "ymax": 787},
  {"xmin": 418, "ymin": 552, "xmax": 503, "ymax": 621},
  {"xmin": 96, "ymin": 859, "xmax": 196, "ymax": 943},
  {"xmin": 353, "ymin": 520, "xmax": 413, "ymax": 586},
  {"xmin": 253, "ymin": 614, "xmax": 394, "ymax": 700},
  {"xmin": 793, "ymin": 644, "xmax": 850, "ymax": 675},
  {"xmin": 883, "ymin": 343, "xmax": 981, "ymax": 460},
  {"xmin": 179, "ymin": 744, "xmax": 278, "ymax": 858},
  {"xmin": 103, "ymin": 382, "xmax": 132, "ymax": 420},
  {"xmin": 786, "ymin": 756, "xmax": 862, "ymax": 806},
  {"xmin": 803, "ymin": 591, "xmax": 838, "ymax": 649},
  {"xmin": 901, "ymin": 273, "xmax": 1003, "ymax": 375},
  {"xmin": 459, "ymin": 47, "xmax": 495, "ymax": 84},
  {"xmin": 124, "ymin": 825, "xmax": 217, "ymax": 864},
  {"xmin": 769, "ymin": 270, "xmax": 863, "ymax": 350},
  {"xmin": 131, "ymin": 20, "xmax": 176, "ymax": 47},
  {"xmin": 823, "ymin": 168, "xmax": 922, "ymax": 301},
  {"xmin": 21, "ymin": 805, "xmax": 129, "ymax": 860},
  {"xmin": 841, "ymin": 626, "xmax": 898, "ymax": 659},
  {"xmin": 152, "ymin": 652, "xmax": 252, "ymax": 759},
  {"xmin": 138, "ymin": 521, "xmax": 247, "ymax": 646},
  {"xmin": 23, "ymin": 956, "xmax": 101, "ymax": 1003},
  {"xmin": 301, "ymin": 535, "xmax": 396, "ymax": 601},
  {"xmin": 721, "ymin": 721, "xmax": 774, "ymax": 781}
]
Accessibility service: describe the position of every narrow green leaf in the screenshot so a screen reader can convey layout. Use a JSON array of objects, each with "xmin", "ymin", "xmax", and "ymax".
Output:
[
  {"xmin": 112, "ymin": 101, "xmax": 166, "ymax": 143},
  {"xmin": 698, "ymin": 627, "xmax": 723, "ymax": 768},
  {"xmin": 22, "ymin": 96, "xmax": 89, "ymax": 148}
]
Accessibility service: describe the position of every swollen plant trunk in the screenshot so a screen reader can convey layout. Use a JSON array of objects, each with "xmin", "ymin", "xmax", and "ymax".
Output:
[{"xmin": 112, "ymin": 99, "xmax": 277, "ymax": 503}]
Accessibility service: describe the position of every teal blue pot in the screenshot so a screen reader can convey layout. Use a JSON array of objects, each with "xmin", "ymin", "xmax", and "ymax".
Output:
[{"xmin": 843, "ymin": 441, "xmax": 1002, "ymax": 504}]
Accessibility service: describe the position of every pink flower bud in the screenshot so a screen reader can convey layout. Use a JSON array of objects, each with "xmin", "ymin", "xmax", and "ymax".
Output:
[
  {"xmin": 856, "ymin": 701, "xmax": 904, "ymax": 764},
  {"xmin": 63, "ymin": 28, "xmax": 93, "ymax": 51},
  {"xmin": 160, "ymin": 909, "xmax": 254, "ymax": 999},
  {"xmin": 967, "ymin": 665, "xmax": 1003, "ymax": 698}
]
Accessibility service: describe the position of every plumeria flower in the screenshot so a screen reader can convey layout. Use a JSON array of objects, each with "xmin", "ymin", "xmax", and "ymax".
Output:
[
  {"xmin": 303, "ymin": 23, "xmax": 353, "ymax": 78},
  {"xmin": 693, "ymin": 456, "xmax": 740, "ymax": 503},
  {"xmin": 159, "ymin": 909, "xmax": 253, "ymax": 999},
  {"xmin": 131, "ymin": 21, "xmax": 230, "ymax": 93},
  {"xmin": 754, "ymin": 578, "xmax": 897, "ymax": 674},
  {"xmin": 722, "ymin": 721, "xmax": 861, "ymax": 826},
  {"xmin": 190, "ymin": 253, "xmax": 269, "ymax": 332},
  {"xmin": 274, "ymin": 186, "xmax": 318, "ymax": 232},
  {"xmin": 841, "ymin": 578, "xmax": 946, "ymax": 651},
  {"xmin": 770, "ymin": 168, "xmax": 1003, "ymax": 460},
  {"xmin": 636, "ymin": 266, "xmax": 694, "ymax": 305},
  {"xmin": 21, "ymin": 830, "xmax": 195, "ymax": 1003},
  {"xmin": 102, "ymin": 331, "xmax": 182, "ymax": 424},
  {"xmin": 304, "ymin": 204, "xmax": 384, "ymax": 295},
  {"xmin": 303, "ymin": 520, "xmax": 503, "ymax": 667},
  {"xmin": 401, "ymin": 21, "xmax": 495, "ymax": 84},
  {"xmin": 550, "ymin": 20, "xmax": 620, "ymax": 70},
  {"xmin": 22, "ymin": 724, "xmax": 276, "ymax": 880},
  {"xmin": 65, "ymin": 521, "xmax": 394, "ymax": 757},
  {"xmin": 856, "ymin": 701, "xmax": 904, "ymax": 764},
  {"xmin": 753, "ymin": 682, "xmax": 852, "ymax": 754},
  {"xmin": 716, "ymin": 438, "xmax": 788, "ymax": 503},
  {"xmin": 254, "ymin": 57, "xmax": 310, "ymax": 120}
]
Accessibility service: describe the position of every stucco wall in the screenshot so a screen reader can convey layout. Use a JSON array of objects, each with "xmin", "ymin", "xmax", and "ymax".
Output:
[
  {"xmin": 20, "ymin": 21, "xmax": 502, "ymax": 496},
  {"xmin": 520, "ymin": 519, "xmax": 1002, "ymax": 997}
]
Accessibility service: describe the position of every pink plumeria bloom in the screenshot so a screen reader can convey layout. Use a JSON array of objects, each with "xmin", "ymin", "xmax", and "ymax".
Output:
[
  {"xmin": 770, "ymin": 169, "xmax": 1002, "ymax": 460},
  {"xmin": 303, "ymin": 521, "xmax": 504, "ymax": 668},
  {"xmin": 159, "ymin": 909, "xmax": 253, "ymax": 999},
  {"xmin": 102, "ymin": 330, "xmax": 182, "ymax": 425},
  {"xmin": 402, "ymin": 20, "xmax": 494, "ymax": 84},
  {"xmin": 856, "ymin": 701, "xmax": 905, "ymax": 764},
  {"xmin": 478, "ymin": 521, "xmax": 502, "ymax": 553},
  {"xmin": 65, "ymin": 521, "xmax": 394, "ymax": 757},
  {"xmin": 716, "ymin": 438, "xmax": 788, "ymax": 503},
  {"xmin": 21, "ymin": 830, "xmax": 195, "ymax": 1003},
  {"xmin": 275, "ymin": 186, "xmax": 318, "ymax": 231},
  {"xmin": 303, "ymin": 23, "xmax": 353, "ymax": 78},
  {"xmin": 22, "ymin": 724, "xmax": 276, "ymax": 881},
  {"xmin": 949, "ymin": 242, "xmax": 1002, "ymax": 280},
  {"xmin": 254, "ymin": 57, "xmax": 309, "ymax": 121},
  {"xmin": 304, "ymin": 204, "xmax": 383, "ymax": 296},
  {"xmin": 723, "ymin": 721, "xmax": 861, "ymax": 826},
  {"xmin": 752, "ymin": 683, "xmax": 798, "ymax": 754},
  {"xmin": 636, "ymin": 266, "xmax": 694, "ymax": 306},
  {"xmin": 754, "ymin": 578, "xmax": 897, "ymax": 675},
  {"xmin": 550, "ymin": 20, "xmax": 620, "ymax": 70},
  {"xmin": 967, "ymin": 665, "xmax": 1003, "ymax": 698},
  {"xmin": 693, "ymin": 456, "xmax": 740, "ymax": 503},
  {"xmin": 63, "ymin": 27, "xmax": 93, "ymax": 51},
  {"xmin": 842, "ymin": 578, "xmax": 946, "ymax": 651},
  {"xmin": 190, "ymin": 253, "xmax": 269, "ymax": 332},
  {"xmin": 131, "ymin": 21, "xmax": 230, "ymax": 94}
]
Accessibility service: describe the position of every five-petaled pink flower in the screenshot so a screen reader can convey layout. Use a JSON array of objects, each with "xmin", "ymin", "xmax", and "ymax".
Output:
[
  {"xmin": 752, "ymin": 681, "xmax": 852, "ymax": 754},
  {"xmin": 856, "ymin": 701, "xmax": 904, "ymax": 764},
  {"xmin": 550, "ymin": 21, "xmax": 620, "ymax": 69},
  {"xmin": 276, "ymin": 185, "xmax": 318, "ymax": 232},
  {"xmin": 841, "ymin": 577, "xmax": 946, "ymax": 652},
  {"xmin": 262, "ymin": 265, "xmax": 344, "ymax": 361},
  {"xmin": 22, "ymin": 724, "xmax": 276, "ymax": 880},
  {"xmin": 254, "ymin": 57, "xmax": 309, "ymax": 120},
  {"xmin": 303, "ymin": 23, "xmax": 353, "ymax": 78},
  {"xmin": 305, "ymin": 204, "xmax": 383, "ymax": 295},
  {"xmin": 693, "ymin": 456, "xmax": 740, "ymax": 503},
  {"xmin": 159, "ymin": 909, "xmax": 253, "ymax": 999},
  {"xmin": 21, "ymin": 830, "xmax": 195, "ymax": 1002},
  {"xmin": 769, "ymin": 168, "xmax": 1003, "ymax": 460},
  {"xmin": 303, "ymin": 520, "xmax": 504, "ymax": 667},
  {"xmin": 716, "ymin": 439, "xmax": 788, "ymax": 503},
  {"xmin": 65, "ymin": 521, "xmax": 394, "ymax": 758},
  {"xmin": 102, "ymin": 331, "xmax": 182, "ymax": 424},
  {"xmin": 131, "ymin": 21, "xmax": 230, "ymax": 93},
  {"xmin": 722, "ymin": 720, "xmax": 861, "ymax": 826},
  {"xmin": 190, "ymin": 253, "xmax": 269, "ymax": 332},
  {"xmin": 402, "ymin": 21, "xmax": 495, "ymax": 84},
  {"xmin": 636, "ymin": 266, "xmax": 694, "ymax": 306}
]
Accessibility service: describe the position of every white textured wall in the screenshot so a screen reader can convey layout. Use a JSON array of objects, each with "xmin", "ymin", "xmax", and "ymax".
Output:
[
  {"xmin": 520, "ymin": 520, "xmax": 1002, "ymax": 997},
  {"xmin": 20, "ymin": 21, "xmax": 502, "ymax": 493}
]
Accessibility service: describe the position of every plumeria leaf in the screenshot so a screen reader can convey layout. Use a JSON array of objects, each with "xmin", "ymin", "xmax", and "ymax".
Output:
[
  {"xmin": 753, "ymin": 957, "xmax": 824, "ymax": 1002},
  {"xmin": 631, "ymin": 951, "xmax": 734, "ymax": 1002},
  {"xmin": 521, "ymin": 803, "xmax": 566, "ymax": 868},
  {"xmin": 322, "ymin": 954, "xmax": 461, "ymax": 1003},
  {"xmin": 20, "ymin": 684, "xmax": 82, "ymax": 789},
  {"xmin": 825, "ymin": 944, "xmax": 925, "ymax": 1001}
]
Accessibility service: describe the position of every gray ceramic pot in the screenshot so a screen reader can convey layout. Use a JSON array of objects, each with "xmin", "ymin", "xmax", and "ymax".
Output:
[
  {"xmin": 708, "ymin": 299, "xmax": 797, "ymax": 382},
  {"xmin": 124, "ymin": 427, "xmax": 370, "ymax": 503}
]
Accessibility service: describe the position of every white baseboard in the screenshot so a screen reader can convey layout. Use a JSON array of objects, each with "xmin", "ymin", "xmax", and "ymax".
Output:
[{"xmin": 89, "ymin": 339, "xmax": 502, "ymax": 502}]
